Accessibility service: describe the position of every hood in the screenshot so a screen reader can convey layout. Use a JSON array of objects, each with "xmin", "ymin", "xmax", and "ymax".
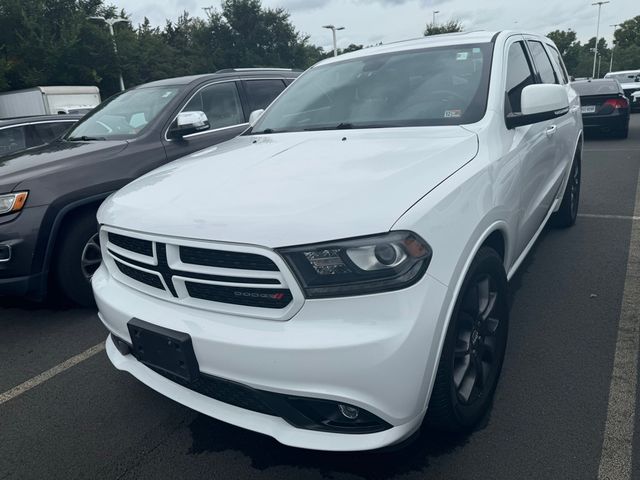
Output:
[
  {"xmin": 0, "ymin": 140, "xmax": 128, "ymax": 193},
  {"xmin": 99, "ymin": 128, "xmax": 478, "ymax": 247}
]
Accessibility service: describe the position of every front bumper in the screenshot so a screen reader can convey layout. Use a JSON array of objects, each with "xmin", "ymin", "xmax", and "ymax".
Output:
[
  {"xmin": 93, "ymin": 263, "xmax": 450, "ymax": 451},
  {"xmin": 0, "ymin": 205, "xmax": 48, "ymax": 298}
]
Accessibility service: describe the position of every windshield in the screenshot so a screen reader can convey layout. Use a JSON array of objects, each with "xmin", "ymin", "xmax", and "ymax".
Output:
[
  {"xmin": 250, "ymin": 43, "xmax": 493, "ymax": 134},
  {"xmin": 66, "ymin": 86, "xmax": 181, "ymax": 140},
  {"xmin": 604, "ymin": 72, "xmax": 640, "ymax": 83}
]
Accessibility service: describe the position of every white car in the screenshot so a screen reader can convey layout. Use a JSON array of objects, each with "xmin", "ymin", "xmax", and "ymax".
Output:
[
  {"xmin": 93, "ymin": 31, "xmax": 583, "ymax": 451},
  {"xmin": 604, "ymin": 69, "xmax": 640, "ymax": 110}
]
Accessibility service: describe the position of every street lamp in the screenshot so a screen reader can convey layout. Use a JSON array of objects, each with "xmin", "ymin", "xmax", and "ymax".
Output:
[
  {"xmin": 591, "ymin": 1, "xmax": 610, "ymax": 79},
  {"xmin": 322, "ymin": 25, "xmax": 345, "ymax": 57},
  {"xmin": 432, "ymin": 10, "xmax": 440, "ymax": 24},
  {"xmin": 89, "ymin": 16, "xmax": 130, "ymax": 91},
  {"xmin": 609, "ymin": 23, "xmax": 619, "ymax": 73}
]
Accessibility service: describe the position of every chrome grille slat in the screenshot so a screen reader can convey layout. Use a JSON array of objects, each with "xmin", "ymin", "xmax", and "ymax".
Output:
[{"xmin": 100, "ymin": 227, "xmax": 304, "ymax": 321}]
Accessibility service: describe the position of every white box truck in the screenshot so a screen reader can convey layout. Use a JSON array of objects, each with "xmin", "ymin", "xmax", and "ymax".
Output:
[{"xmin": 0, "ymin": 86, "xmax": 101, "ymax": 118}]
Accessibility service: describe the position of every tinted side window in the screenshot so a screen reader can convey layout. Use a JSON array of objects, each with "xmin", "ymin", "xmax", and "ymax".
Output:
[
  {"xmin": 528, "ymin": 41, "xmax": 558, "ymax": 84},
  {"xmin": 184, "ymin": 82, "xmax": 244, "ymax": 130},
  {"xmin": 547, "ymin": 46, "xmax": 569, "ymax": 84},
  {"xmin": 0, "ymin": 126, "xmax": 26, "ymax": 155},
  {"xmin": 33, "ymin": 122, "xmax": 74, "ymax": 144},
  {"xmin": 505, "ymin": 42, "xmax": 535, "ymax": 114},
  {"xmin": 244, "ymin": 80, "xmax": 286, "ymax": 113}
]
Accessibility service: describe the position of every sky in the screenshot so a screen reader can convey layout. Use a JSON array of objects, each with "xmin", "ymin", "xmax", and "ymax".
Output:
[{"xmin": 115, "ymin": 0, "xmax": 638, "ymax": 52}]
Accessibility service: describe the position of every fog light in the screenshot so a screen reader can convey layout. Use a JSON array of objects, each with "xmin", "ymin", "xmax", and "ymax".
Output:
[{"xmin": 338, "ymin": 404, "xmax": 359, "ymax": 420}]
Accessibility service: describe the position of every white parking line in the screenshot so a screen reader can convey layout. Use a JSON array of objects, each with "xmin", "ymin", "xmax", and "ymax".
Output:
[
  {"xmin": 579, "ymin": 213, "xmax": 640, "ymax": 221},
  {"xmin": 0, "ymin": 342, "xmax": 105, "ymax": 406},
  {"xmin": 598, "ymin": 171, "xmax": 640, "ymax": 480}
]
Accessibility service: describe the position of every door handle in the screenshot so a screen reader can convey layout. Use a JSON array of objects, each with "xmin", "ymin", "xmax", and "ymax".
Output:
[{"xmin": 546, "ymin": 125, "xmax": 557, "ymax": 136}]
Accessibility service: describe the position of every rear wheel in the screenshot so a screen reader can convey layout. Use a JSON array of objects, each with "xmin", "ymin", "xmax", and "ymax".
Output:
[
  {"xmin": 550, "ymin": 152, "xmax": 581, "ymax": 228},
  {"xmin": 53, "ymin": 209, "xmax": 101, "ymax": 307},
  {"xmin": 425, "ymin": 247, "xmax": 509, "ymax": 432}
]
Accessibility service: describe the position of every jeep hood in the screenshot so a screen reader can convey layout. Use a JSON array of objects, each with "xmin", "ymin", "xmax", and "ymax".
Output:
[
  {"xmin": 99, "ymin": 128, "xmax": 478, "ymax": 247},
  {"xmin": 0, "ymin": 140, "xmax": 128, "ymax": 193}
]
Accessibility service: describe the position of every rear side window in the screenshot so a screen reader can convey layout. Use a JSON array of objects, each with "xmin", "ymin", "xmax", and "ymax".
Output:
[
  {"xmin": 528, "ymin": 41, "xmax": 558, "ymax": 85},
  {"xmin": 244, "ymin": 80, "xmax": 287, "ymax": 113},
  {"xmin": 33, "ymin": 122, "xmax": 74, "ymax": 144},
  {"xmin": 547, "ymin": 46, "xmax": 569, "ymax": 84},
  {"xmin": 0, "ymin": 126, "xmax": 26, "ymax": 155},
  {"xmin": 183, "ymin": 82, "xmax": 245, "ymax": 130},
  {"xmin": 505, "ymin": 41, "xmax": 535, "ymax": 113}
]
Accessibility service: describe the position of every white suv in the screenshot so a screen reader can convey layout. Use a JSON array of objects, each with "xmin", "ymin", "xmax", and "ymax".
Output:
[{"xmin": 93, "ymin": 31, "xmax": 582, "ymax": 451}]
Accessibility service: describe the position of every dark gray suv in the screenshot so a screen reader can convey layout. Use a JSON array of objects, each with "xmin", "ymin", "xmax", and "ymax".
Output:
[{"xmin": 0, "ymin": 68, "xmax": 299, "ymax": 305}]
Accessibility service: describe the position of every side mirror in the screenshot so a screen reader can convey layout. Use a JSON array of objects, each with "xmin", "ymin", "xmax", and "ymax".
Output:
[
  {"xmin": 506, "ymin": 84, "xmax": 569, "ymax": 129},
  {"xmin": 168, "ymin": 111, "xmax": 210, "ymax": 139},
  {"xmin": 249, "ymin": 109, "xmax": 264, "ymax": 126}
]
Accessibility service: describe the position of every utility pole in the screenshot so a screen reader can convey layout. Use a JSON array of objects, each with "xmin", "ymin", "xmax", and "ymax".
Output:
[
  {"xmin": 432, "ymin": 10, "xmax": 440, "ymax": 24},
  {"xmin": 597, "ymin": 54, "xmax": 602, "ymax": 78},
  {"xmin": 609, "ymin": 23, "xmax": 619, "ymax": 73},
  {"xmin": 89, "ymin": 16, "xmax": 130, "ymax": 91},
  {"xmin": 591, "ymin": 1, "xmax": 609, "ymax": 79},
  {"xmin": 322, "ymin": 25, "xmax": 345, "ymax": 57}
]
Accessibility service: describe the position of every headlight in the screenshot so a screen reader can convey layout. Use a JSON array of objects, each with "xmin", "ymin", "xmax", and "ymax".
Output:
[
  {"xmin": 278, "ymin": 231, "xmax": 432, "ymax": 298},
  {"xmin": 0, "ymin": 192, "xmax": 28, "ymax": 215}
]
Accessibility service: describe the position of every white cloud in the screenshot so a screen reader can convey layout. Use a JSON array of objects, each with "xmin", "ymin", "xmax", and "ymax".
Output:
[{"xmin": 117, "ymin": 0, "xmax": 633, "ymax": 51}]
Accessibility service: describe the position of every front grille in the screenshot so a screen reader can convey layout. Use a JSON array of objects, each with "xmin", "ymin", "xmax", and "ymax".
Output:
[
  {"xmin": 180, "ymin": 246, "xmax": 279, "ymax": 271},
  {"xmin": 114, "ymin": 260, "xmax": 164, "ymax": 290},
  {"xmin": 186, "ymin": 282, "xmax": 293, "ymax": 309},
  {"xmin": 108, "ymin": 232, "xmax": 153, "ymax": 256},
  {"xmin": 103, "ymin": 228, "xmax": 300, "ymax": 318}
]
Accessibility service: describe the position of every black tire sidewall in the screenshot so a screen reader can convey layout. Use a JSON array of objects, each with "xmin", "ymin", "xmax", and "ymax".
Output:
[
  {"xmin": 435, "ymin": 247, "xmax": 509, "ymax": 429},
  {"xmin": 53, "ymin": 210, "xmax": 99, "ymax": 307}
]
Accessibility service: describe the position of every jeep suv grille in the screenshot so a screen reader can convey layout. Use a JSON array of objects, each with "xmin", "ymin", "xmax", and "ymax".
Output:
[{"xmin": 101, "ymin": 227, "xmax": 303, "ymax": 320}]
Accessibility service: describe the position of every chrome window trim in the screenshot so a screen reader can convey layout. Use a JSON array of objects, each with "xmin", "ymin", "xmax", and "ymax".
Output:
[{"xmin": 0, "ymin": 119, "xmax": 77, "ymax": 131}]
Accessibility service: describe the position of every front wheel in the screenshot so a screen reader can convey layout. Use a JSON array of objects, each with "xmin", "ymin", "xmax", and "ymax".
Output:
[
  {"xmin": 53, "ymin": 209, "xmax": 101, "ymax": 307},
  {"xmin": 425, "ymin": 247, "xmax": 509, "ymax": 431}
]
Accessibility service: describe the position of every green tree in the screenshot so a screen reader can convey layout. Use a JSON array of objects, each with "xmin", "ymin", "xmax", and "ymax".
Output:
[{"xmin": 424, "ymin": 20, "xmax": 463, "ymax": 36}]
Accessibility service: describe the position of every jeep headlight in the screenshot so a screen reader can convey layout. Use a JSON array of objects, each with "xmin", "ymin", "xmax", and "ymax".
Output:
[{"xmin": 0, "ymin": 192, "xmax": 28, "ymax": 215}]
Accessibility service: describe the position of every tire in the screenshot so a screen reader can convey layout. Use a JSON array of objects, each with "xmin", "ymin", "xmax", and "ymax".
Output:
[
  {"xmin": 53, "ymin": 209, "xmax": 101, "ymax": 307},
  {"xmin": 425, "ymin": 247, "xmax": 509, "ymax": 432},
  {"xmin": 550, "ymin": 152, "xmax": 581, "ymax": 228}
]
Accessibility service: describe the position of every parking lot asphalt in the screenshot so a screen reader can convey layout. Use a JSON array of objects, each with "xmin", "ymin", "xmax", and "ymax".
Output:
[{"xmin": 1, "ymin": 115, "xmax": 639, "ymax": 480}]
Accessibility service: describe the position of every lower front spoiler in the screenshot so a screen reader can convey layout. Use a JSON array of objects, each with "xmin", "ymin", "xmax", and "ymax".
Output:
[{"xmin": 105, "ymin": 336, "xmax": 423, "ymax": 451}]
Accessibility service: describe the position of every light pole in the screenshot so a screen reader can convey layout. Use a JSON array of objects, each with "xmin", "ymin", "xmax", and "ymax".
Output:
[
  {"xmin": 432, "ymin": 10, "xmax": 440, "ymax": 24},
  {"xmin": 89, "ymin": 16, "xmax": 130, "ymax": 91},
  {"xmin": 591, "ymin": 1, "xmax": 609, "ymax": 79},
  {"xmin": 609, "ymin": 23, "xmax": 619, "ymax": 73},
  {"xmin": 323, "ymin": 25, "xmax": 345, "ymax": 57},
  {"xmin": 597, "ymin": 53, "xmax": 602, "ymax": 78}
]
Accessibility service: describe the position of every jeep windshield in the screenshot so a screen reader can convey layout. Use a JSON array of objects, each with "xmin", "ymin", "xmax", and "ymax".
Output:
[
  {"xmin": 66, "ymin": 86, "xmax": 181, "ymax": 141},
  {"xmin": 250, "ymin": 43, "xmax": 493, "ymax": 134}
]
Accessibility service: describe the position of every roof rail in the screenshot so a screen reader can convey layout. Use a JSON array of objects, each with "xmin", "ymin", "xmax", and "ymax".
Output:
[{"xmin": 215, "ymin": 67, "xmax": 302, "ymax": 74}]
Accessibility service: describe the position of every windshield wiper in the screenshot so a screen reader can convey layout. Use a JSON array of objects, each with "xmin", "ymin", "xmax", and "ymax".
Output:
[
  {"xmin": 67, "ymin": 135, "xmax": 107, "ymax": 141},
  {"xmin": 251, "ymin": 128, "xmax": 283, "ymax": 135}
]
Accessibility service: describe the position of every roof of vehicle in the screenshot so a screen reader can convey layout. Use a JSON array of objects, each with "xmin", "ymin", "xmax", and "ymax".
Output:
[
  {"xmin": 605, "ymin": 70, "xmax": 640, "ymax": 75},
  {"xmin": 0, "ymin": 86, "xmax": 100, "ymax": 96},
  {"xmin": 137, "ymin": 69, "xmax": 301, "ymax": 89},
  {"xmin": 572, "ymin": 78, "xmax": 617, "ymax": 84},
  {"xmin": 0, "ymin": 114, "xmax": 82, "ymax": 127}
]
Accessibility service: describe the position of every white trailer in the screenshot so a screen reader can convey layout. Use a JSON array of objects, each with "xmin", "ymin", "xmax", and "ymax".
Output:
[{"xmin": 0, "ymin": 86, "xmax": 101, "ymax": 118}]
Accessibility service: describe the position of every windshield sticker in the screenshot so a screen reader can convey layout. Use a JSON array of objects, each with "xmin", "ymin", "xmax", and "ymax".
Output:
[
  {"xmin": 444, "ymin": 109, "xmax": 462, "ymax": 118},
  {"xmin": 456, "ymin": 52, "xmax": 469, "ymax": 61}
]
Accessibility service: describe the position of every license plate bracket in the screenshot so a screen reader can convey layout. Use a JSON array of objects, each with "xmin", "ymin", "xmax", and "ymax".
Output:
[{"xmin": 128, "ymin": 318, "xmax": 200, "ymax": 383}]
